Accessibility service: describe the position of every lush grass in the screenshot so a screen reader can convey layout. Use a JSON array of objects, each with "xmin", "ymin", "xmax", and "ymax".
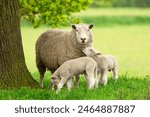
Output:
[{"xmin": 0, "ymin": 74, "xmax": 150, "ymax": 100}]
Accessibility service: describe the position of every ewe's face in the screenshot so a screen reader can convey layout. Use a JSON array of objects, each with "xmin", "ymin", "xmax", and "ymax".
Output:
[
  {"xmin": 82, "ymin": 47, "xmax": 100, "ymax": 56},
  {"xmin": 72, "ymin": 24, "xmax": 93, "ymax": 44},
  {"xmin": 50, "ymin": 77, "xmax": 60, "ymax": 90}
]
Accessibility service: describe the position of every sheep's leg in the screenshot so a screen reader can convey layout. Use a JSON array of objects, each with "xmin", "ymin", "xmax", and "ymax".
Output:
[
  {"xmin": 86, "ymin": 70, "xmax": 95, "ymax": 89},
  {"xmin": 56, "ymin": 77, "xmax": 68, "ymax": 93},
  {"xmin": 100, "ymin": 70, "xmax": 107, "ymax": 85},
  {"xmin": 87, "ymin": 75, "xmax": 95, "ymax": 89},
  {"xmin": 94, "ymin": 76, "xmax": 99, "ymax": 88},
  {"xmin": 38, "ymin": 65, "xmax": 46, "ymax": 88},
  {"xmin": 40, "ymin": 72, "xmax": 46, "ymax": 88},
  {"xmin": 97, "ymin": 73, "xmax": 101, "ymax": 84},
  {"xmin": 75, "ymin": 75, "xmax": 80, "ymax": 87},
  {"xmin": 112, "ymin": 65, "xmax": 118, "ymax": 81},
  {"xmin": 36, "ymin": 58, "xmax": 46, "ymax": 88},
  {"xmin": 66, "ymin": 77, "xmax": 74, "ymax": 91},
  {"xmin": 94, "ymin": 68, "xmax": 99, "ymax": 89}
]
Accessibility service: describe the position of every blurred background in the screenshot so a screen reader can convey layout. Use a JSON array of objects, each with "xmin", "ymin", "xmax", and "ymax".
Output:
[{"xmin": 21, "ymin": 0, "xmax": 150, "ymax": 77}]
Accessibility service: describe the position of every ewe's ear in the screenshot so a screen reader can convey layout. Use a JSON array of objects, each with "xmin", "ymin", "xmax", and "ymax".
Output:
[
  {"xmin": 72, "ymin": 25, "xmax": 76, "ymax": 29},
  {"xmin": 89, "ymin": 24, "xmax": 94, "ymax": 29}
]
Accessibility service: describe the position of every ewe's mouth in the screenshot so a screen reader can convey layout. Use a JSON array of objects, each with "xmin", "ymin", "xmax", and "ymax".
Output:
[{"xmin": 81, "ymin": 41, "xmax": 86, "ymax": 44}]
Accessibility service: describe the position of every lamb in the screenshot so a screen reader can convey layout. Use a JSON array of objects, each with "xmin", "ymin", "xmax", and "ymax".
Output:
[
  {"xmin": 82, "ymin": 47, "xmax": 118, "ymax": 85},
  {"xmin": 49, "ymin": 57, "xmax": 98, "ymax": 93},
  {"xmin": 35, "ymin": 24, "xmax": 94, "ymax": 88}
]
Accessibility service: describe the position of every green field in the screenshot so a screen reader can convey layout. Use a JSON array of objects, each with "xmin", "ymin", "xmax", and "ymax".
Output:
[
  {"xmin": 0, "ymin": 8, "xmax": 150, "ymax": 99},
  {"xmin": 22, "ymin": 26, "xmax": 150, "ymax": 77},
  {"xmin": 74, "ymin": 8, "xmax": 150, "ymax": 16}
]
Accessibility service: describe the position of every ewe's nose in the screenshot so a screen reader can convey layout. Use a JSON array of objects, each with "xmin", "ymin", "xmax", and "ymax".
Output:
[{"xmin": 81, "ymin": 38, "xmax": 86, "ymax": 41}]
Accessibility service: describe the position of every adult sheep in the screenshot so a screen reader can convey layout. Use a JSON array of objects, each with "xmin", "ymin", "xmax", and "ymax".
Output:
[{"xmin": 35, "ymin": 24, "xmax": 94, "ymax": 88}]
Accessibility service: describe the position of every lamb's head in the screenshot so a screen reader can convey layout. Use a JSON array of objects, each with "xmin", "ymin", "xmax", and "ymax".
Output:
[
  {"xmin": 50, "ymin": 76, "xmax": 60, "ymax": 90},
  {"xmin": 72, "ymin": 24, "xmax": 94, "ymax": 45},
  {"xmin": 82, "ymin": 47, "xmax": 101, "ymax": 56}
]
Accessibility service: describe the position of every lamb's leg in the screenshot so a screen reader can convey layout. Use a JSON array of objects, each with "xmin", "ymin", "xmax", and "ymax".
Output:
[
  {"xmin": 75, "ymin": 75, "xmax": 80, "ymax": 87},
  {"xmin": 100, "ymin": 70, "xmax": 107, "ymax": 85},
  {"xmin": 94, "ymin": 68, "xmax": 99, "ymax": 89},
  {"xmin": 66, "ymin": 77, "xmax": 74, "ymax": 91},
  {"xmin": 87, "ymin": 76, "xmax": 95, "ymax": 89},
  {"xmin": 86, "ymin": 70, "xmax": 95, "ymax": 89},
  {"xmin": 56, "ymin": 77, "xmax": 68, "ymax": 93},
  {"xmin": 112, "ymin": 65, "xmax": 118, "ymax": 81},
  {"xmin": 95, "ymin": 78, "xmax": 99, "ymax": 88}
]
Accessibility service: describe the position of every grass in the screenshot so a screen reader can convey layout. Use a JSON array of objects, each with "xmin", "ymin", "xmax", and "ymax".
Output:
[
  {"xmin": 80, "ymin": 16, "xmax": 150, "ymax": 26},
  {"xmin": 0, "ymin": 74, "xmax": 150, "ymax": 100},
  {"xmin": 73, "ymin": 8, "xmax": 150, "ymax": 27},
  {"xmin": 1, "ymin": 8, "xmax": 150, "ymax": 100},
  {"xmin": 74, "ymin": 8, "xmax": 150, "ymax": 17}
]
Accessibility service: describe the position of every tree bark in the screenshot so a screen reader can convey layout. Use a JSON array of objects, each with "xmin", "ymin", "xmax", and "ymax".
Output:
[{"xmin": 0, "ymin": 0, "xmax": 38, "ymax": 89}]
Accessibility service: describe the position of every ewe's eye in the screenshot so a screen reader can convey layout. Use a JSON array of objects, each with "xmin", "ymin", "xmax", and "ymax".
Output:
[
  {"xmin": 90, "ymin": 49, "xmax": 92, "ymax": 52},
  {"xmin": 87, "ymin": 29, "xmax": 89, "ymax": 32}
]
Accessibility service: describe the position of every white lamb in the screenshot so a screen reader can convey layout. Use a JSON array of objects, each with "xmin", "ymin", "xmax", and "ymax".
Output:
[
  {"xmin": 49, "ymin": 57, "xmax": 98, "ymax": 93},
  {"xmin": 82, "ymin": 47, "xmax": 118, "ymax": 85}
]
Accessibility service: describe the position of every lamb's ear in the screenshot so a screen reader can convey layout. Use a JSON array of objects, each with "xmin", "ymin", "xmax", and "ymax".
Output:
[
  {"xmin": 91, "ymin": 48, "xmax": 101, "ymax": 55},
  {"xmin": 89, "ymin": 24, "xmax": 94, "ymax": 29},
  {"xmin": 96, "ymin": 52, "xmax": 102, "ymax": 55},
  {"xmin": 72, "ymin": 24, "xmax": 76, "ymax": 29}
]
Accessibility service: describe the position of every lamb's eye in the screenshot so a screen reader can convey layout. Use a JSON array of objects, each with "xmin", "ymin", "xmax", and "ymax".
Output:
[
  {"xmin": 87, "ymin": 29, "xmax": 89, "ymax": 32},
  {"xmin": 90, "ymin": 49, "xmax": 92, "ymax": 52},
  {"xmin": 76, "ymin": 29, "xmax": 79, "ymax": 32}
]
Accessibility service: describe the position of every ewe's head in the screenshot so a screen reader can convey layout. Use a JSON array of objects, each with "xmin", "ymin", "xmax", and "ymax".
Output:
[
  {"xmin": 82, "ymin": 47, "xmax": 101, "ymax": 56},
  {"xmin": 50, "ymin": 77, "xmax": 60, "ymax": 90},
  {"xmin": 72, "ymin": 24, "xmax": 94, "ymax": 44}
]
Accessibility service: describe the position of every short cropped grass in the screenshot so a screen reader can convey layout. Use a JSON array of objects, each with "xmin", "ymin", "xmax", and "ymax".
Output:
[{"xmin": 0, "ymin": 74, "xmax": 150, "ymax": 100}]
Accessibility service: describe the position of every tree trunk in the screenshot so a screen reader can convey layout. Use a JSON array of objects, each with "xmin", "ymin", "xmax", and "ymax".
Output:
[{"xmin": 0, "ymin": 0, "xmax": 38, "ymax": 89}]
